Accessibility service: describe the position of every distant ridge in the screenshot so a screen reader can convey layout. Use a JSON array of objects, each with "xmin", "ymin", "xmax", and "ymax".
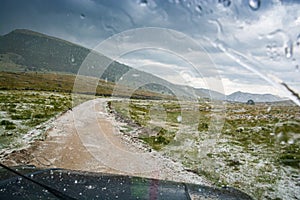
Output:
[
  {"xmin": 0, "ymin": 29, "xmax": 285, "ymax": 102},
  {"xmin": 0, "ymin": 29, "xmax": 206, "ymax": 98},
  {"xmin": 226, "ymin": 91, "xmax": 284, "ymax": 102}
]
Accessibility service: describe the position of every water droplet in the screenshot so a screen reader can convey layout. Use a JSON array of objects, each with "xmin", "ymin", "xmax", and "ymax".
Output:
[
  {"xmin": 219, "ymin": 0, "xmax": 231, "ymax": 7},
  {"xmin": 42, "ymin": 189, "xmax": 49, "ymax": 193},
  {"xmin": 79, "ymin": 192, "xmax": 82, "ymax": 196},
  {"xmin": 285, "ymin": 42, "xmax": 293, "ymax": 59},
  {"xmin": 80, "ymin": 13, "xmax": 85, "ymax": 19},
  {"xmin": 180, "ymin": 71, "xmax": 193, "ymax": 83},
  {"xmin": 288, "ymin": 139, "xmax": 294, "ymax": 144},
  {"xmin": 139, "ymin": 0, "xmax": 148, "ymax": 7},
  {"xmin": 102, "ymin": 187, "xmax": 107, "ymax": 191},
  {"xmin": 74, "ymin": 180, "xmax": 78, "ymax": 184},
  {"xmin": 277, "ymin": 132, "xmax": 283, "ymax": 138},
  {"xmin": 50, "ymin": 170, "xmax": 54, "ymax": 175},
  {"xmin": 17, "ymin": 177, "xmax": 22, "ymax": 184},
  {"xmin": 280, "ymin": 141, "xmax": 286, "ymax": 145},
  {"xmin": 266, "ymin": 43, "xmax": 280, "ymax": 60},
  {"xmin": 177, "ymin": 115, "xmax": 182, "ymax": 123},
  {"xmin": 296, "ymin": 34, "xmax": 300, "ymax": 46},
  {"xmin": 86, "ymin": 185, "xmax": 95, "ymax": 189},
  {"xmin": 195, "ymin": 5, "xmax": 203, "ymax": 14},
  {"xmin": 71, "ymin": 56, "xmax": 75, "ymax": 63},
  {"xmin": 270, "ymin": 132, "xmax": 275, "ymax": 136},
  {"xmin": 248, "ymin": 0, "xmax": 261, "ymax": 11},
  {"xmin": 30, "ymin": 174, "xmax": 34, "ymax": 178},
  {"xmin": 63, "ymin": 188, "xmax": 67, "ymax": 191}
]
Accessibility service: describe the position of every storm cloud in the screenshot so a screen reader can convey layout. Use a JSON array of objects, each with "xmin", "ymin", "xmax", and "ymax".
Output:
[{"xmin": 0, "ymin": 0, "xmax": 299, "ymax": 97}]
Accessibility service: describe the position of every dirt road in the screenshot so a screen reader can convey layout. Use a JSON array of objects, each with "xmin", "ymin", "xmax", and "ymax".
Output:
[{"xmin": 25, "ymin": 98, "xmax": 210, "ymax": 185}]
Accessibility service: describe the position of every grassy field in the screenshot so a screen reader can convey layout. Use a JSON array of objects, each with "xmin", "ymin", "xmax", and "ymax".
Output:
[
  {"xmin": 110, "ymin": 99, "xmax": 300, "ymax": 200},
  {"xmin": 0, "ymin": 71, "xmax": 171, "ymax": 151},
  {"xmin": 0, "ymin": 70, "xmax": 299, "ymax": 199},
  {"xmin": 0, "ymin": 71, "xmax": 172, "ymax": 99},
  {"xmin": 0, "ymin": 90, "xmax": 97, "ymax": 150},
  {"xmin": 0, "ymin": 90, "xmax": 72, "ymax": 149}
]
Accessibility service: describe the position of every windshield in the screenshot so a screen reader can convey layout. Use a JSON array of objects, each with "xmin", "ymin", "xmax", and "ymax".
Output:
[{"xmin": 0, "ymin": 0, "xmax": 299, "ymax": 199}]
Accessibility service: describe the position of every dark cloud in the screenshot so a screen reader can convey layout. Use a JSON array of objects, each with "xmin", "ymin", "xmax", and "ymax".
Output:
[{"xmin": 0, "ymin": 0, "xmax": 298, "ymax": 96}]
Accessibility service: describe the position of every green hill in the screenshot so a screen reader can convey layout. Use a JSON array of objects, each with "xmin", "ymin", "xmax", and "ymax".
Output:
[
  {"xmin": 0, "ymin": 29, "xmax": 130, "ymax": 82},
  {"xmin": 0, "ymin": 29, "xmax": 211, "ymax": 99}
]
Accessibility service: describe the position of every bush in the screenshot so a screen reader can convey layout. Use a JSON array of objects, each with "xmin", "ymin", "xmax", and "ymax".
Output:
[
  {"xmin": 0, "ymin": 120, "xmax": 14, "ymax": 126},
  {"xmin": 5, "ymin": 124, "xmax": 16, "ymax": 130},
  {"xmin": 33, "ymin": 113, "xmax": 45, "ymax": 119},
  {"xmin": 11, "ymin": 110, "xmax": 31, "ymax": 120}
]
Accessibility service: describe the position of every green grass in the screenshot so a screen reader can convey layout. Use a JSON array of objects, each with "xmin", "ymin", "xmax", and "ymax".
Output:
[
  {"xmin": 139, "ymin": 127, "xmax": 175, "ymax": 150},
  {"xmin": 0, "ymin": 71, "xmax": 173, "ymax": 99},
  {"xmin": 0, "ymin": 90, "xmax": 74, "ymax": 149},
  {"xmin": 0, "ymin": 70, "xmax": 170, "ymax": 152},
  {"xmin": 0, "ymin": 119, "xmax": 17, "ymax": 130},
  {"xmin": 109, "ymin": 99, "xmax": 300, "ymax": 200}
]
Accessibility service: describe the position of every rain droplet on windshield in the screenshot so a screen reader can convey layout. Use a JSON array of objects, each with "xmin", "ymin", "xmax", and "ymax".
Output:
[
  {"xmin": 195, "ymin": 5, "xmax": 203, "ymax": 14},
  {"xmin": 80, "ymin": 13, "xmax": 86, "ymax": 19},
  {"xmin": 71, "ymin": 55, "xmax": 75, "ymax": 63},
  {"xmin": 296, "ymin": 34, "xmax": 300, "ymax": 46},
  {"xmin": 284, "ymin": 42, "xmax": 293, "ymax": 59},
  {"xmin": 17, "ymin": 177, "xmax": 22, "ymax": 184},
  {"xmin": 287, "ymin": 139, "xmax": 294, "ymax": 144},
  {"xmin": 218, "ymin": 0, "xmax": 231, "ymax": 7},
  {"xmin": 139, "ymin": 0, "xmax": 148, "ymax": 7},
  {"xmin": 86, "ymin": 185, "xmax": 95, "ymax": 189},
  {"xmin": 248, "ymin": 0, "xmax": 261, "ymax": 11},
  {"xmin": 177, "ymin": 115, "xmax": 182, "ymax": 123}
]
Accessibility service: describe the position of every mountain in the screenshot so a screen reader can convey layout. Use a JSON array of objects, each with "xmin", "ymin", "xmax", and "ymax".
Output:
[
  {"xmin": 0, "ymin": 29, "xmax": 284, "ymax": 102},
  {"xmin": 196, "ymin": 88, "xmax": 225, "ymax": 100},
  {"xmin": 226, "ymin": 91, "xmax": 284, "ymax": 102},
  {"xmin": 0, "ymin": 29, "xmax": 130, "ymax": 81},
  {"xmin": 0, "ymin": 29, "xmax": 208, "ymax": 98}
]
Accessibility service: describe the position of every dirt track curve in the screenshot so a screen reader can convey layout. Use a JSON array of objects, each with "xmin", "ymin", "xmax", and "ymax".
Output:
[{"xmin": 13, "ymin": 98, "xmax": 210, "ymax": 185}]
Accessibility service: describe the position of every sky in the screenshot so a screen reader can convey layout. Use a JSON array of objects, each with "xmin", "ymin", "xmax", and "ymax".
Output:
[{"xmin": 0, "ymin": 0, "xmax": 299, "ymax": 98}]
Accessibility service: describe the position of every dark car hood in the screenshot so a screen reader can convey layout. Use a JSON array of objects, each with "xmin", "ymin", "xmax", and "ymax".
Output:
[{"xmin": 0, "ymin": 166, "xmax": 253, "ymax": 199}]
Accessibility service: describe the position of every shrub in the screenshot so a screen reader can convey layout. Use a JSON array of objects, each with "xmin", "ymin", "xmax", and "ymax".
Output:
[
  {"xmin": 0, "ymin": 120, "xmax": 14, "ymax": 126},
  {"xmin": 5, "ymin": 124, "xmax": 16, "ymax": 130}
]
